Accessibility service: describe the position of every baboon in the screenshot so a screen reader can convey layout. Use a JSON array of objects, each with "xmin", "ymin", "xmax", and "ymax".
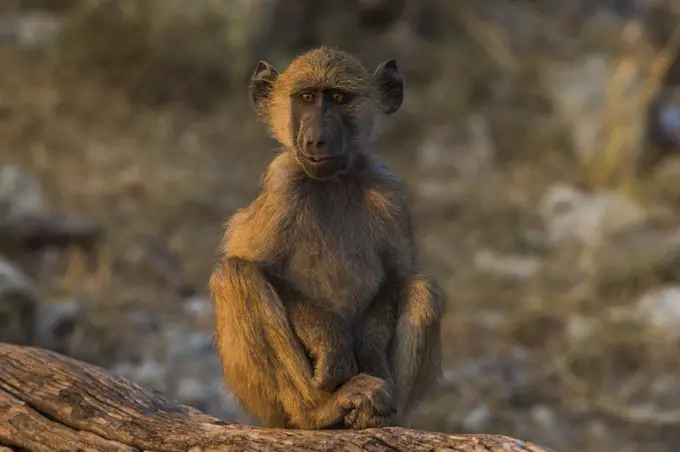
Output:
[{"xmin": 210, "ymin": 46, "xmax": 444, "ymax": 430}]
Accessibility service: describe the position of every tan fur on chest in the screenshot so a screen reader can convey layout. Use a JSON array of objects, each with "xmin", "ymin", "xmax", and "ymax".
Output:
[{"xmin": 283, "ymin": 187, "xmax": 387, "ymax": 316}]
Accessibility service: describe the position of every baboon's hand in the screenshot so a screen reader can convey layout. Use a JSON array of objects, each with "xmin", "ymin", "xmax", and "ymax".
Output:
[
  {"xmin": 312, "ymin": 346, "xmax": 358, "ymax": 392},
  {"xmin": 336, "ymin": 374, "xmax": 396, "ymax": 430}
]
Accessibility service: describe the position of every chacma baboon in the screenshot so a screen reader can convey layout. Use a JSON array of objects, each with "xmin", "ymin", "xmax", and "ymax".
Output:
[{"xmin": 210, "ymin": 46, "xmax": 444, "ymax": 430}]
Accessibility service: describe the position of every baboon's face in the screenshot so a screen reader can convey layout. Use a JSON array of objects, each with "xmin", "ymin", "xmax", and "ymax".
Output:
[
  {"xmin": 249, "ymin": 47, "xmax": 404, "ymax": 181},
  {"xmin": 289, "ymin": 87, "xmax": 355, "ymax": 180}
]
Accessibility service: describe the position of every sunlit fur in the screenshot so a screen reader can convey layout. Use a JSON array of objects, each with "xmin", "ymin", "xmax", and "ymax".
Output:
[
  {"xmin": 268, "ymin": 46, "xmax": 379, "ymax": 151},
  {"xmin": 210, "ymin": 46, "xmax": 444, "ymax": 430}
]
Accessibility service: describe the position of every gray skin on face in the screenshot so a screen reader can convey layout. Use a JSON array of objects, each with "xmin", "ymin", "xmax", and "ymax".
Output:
[
  {"xmin": 249, "ymin": 57, "xmax": 404, "ymax": 181},
  {"xmin": 290, "ymin": 88, "xmax": 356, "ymax": 180}
]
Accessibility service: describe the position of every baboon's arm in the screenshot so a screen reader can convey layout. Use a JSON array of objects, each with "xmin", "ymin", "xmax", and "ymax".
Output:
[
  {"xmin": 390, "ymin": 272, "xmax": 445, "ymax": 416},
  {"xmin": 212, "ymin": 256, "xmax": 349, "ymax": 428},
  {"xmin": 373, "ymin": 172, "xmax": 445, "ymax": 419},
  {"xmin": 212, "ymin": 256, "xmax": 394, "ymax": 429}
]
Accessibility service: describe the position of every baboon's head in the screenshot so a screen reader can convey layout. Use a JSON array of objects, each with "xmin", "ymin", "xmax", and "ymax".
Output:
[{"xmin": 250, "ymin": 46, "xmax": 404, "ymax": 180}]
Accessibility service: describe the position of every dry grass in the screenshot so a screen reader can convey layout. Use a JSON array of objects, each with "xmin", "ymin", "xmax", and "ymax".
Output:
[{"xmin": 2, "ymin": 1, "xmax": 680, "ymax": 451}]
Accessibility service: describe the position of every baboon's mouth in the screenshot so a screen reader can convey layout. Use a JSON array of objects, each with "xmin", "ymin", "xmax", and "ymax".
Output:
[
  {"xmin": 302, "ymin": 154, "xmax": 336, "ymax": 164},
  {"xmin": 297, "ymin": 150, "xmax": 350, "ymax": 180}
]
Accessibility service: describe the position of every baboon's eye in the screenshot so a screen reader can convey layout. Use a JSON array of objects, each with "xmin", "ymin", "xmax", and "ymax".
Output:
[
  {"xmin": 299, "ymin": 92, "xmax": 316, "ymax": 104},
  {"xmin": 331, "ymin": 92, "xmax": 347, "ymax": 104}
]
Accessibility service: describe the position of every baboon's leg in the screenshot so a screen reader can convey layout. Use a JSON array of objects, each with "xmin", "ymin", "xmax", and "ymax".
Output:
[
  {"xmin": 288, "ymin": 300, "xmax": 358, "ymax": 393},
  {"xmin": 343, "ymin": 285, "xmax": 400, "ymax": 430},
  {"xmin": 211, "ymin": 257, "xmax": 393, "ymax": 429},
  {"xmin": 353, "ymin": 283, "xmax": 398, "ymax": 387}
]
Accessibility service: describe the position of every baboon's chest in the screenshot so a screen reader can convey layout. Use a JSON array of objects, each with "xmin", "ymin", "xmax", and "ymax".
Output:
[{"xmin": 284, "ymin": 200, "xmax": 384, "ymax": 315}]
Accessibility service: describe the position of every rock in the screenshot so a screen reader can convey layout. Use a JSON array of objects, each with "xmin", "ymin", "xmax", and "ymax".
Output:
[
  {"xmin": 460, "ymin": 404, "xmax": 491, "ymax": 432},
  {"xmin": 635, "ymin": 286, "xmax": 680, "ymax": 338},
  {"xmin": 110, "ymin": 357, "xmax": 168, "ymax": 394},
  {"xmin": 473, "ymin": 248, "xmax": 543, "ymax": 281},
  {"xmin": 110, "ymin": 308, "xmax": 167, "ymax": 366},
  {"xmin": 416, "ymin": 115, "xmax": 496, "ymax": 204},
  {"xmin": 143, "ymin": 238, "xmax": 196, "ymax": 298},
  {"xmin": 110, "ymin": 322, "xmax": 247, "ymax": 422},
  {"xmin": 418, "ymin": 115, "xmax": 496, "ymax": 176},
  {"xmin": 527, "ymin": 404, "xmax": 567, "ymax": 449},
  {"xmin": 109, "ymin": 309, "xmax": 168, "ymax": 390},
  {"xmin": 165, "ymin": 328, "xmax": 215, "ymax": 360},
  {"xmin": 182, "ymin": 294, "xmax": 214, "ymax": 325},
  {"xmin": 648, "ymin": 374, "xmax": 680, "ymax": 409},
  {"xmin": 164, "ymin": 327, "xmax": 247, "ymax": 422},
  {"xmin": 35, "ymin": 298, "xmax": 86, "ymax": 355},
  {"xmin": 654, "ymin": 90, "xmax": 680, "ymax": 149},
  {"xmin": 566, "ymin": 315, "xmax": 597, "ymax": 342},
  {"xmin": 641, "ymin": 85, "xmax": 680, "ymax": 168},
  {"xmin": 440, "ymin": 349, "xmax": 538, "ymax": 406},
  {"xmin": 0, "ymin": 254, "xmax": 39, "ymax": 345},
  {"xmin": 0, "ymin": 165, "xmax": 45, "ymax": 222},
  {"xmin": 538, "ymin": 183, "xmax": 647, "ymax": 246},
  {"xmin": 530, "ymin": 405, "xmax": 558, "ymax": 430},
  {"xmin": 126, "ymin": 309, "xmax": 162, "ymax": 335},
  {"xmin": 594, "ymin": 227, "xmax": 680, "ymax": 287},
  {"xmin": 0, "ymin": 11, "xmax": 64, "ymax": 48},
  {"xmin": 470, "ymin": 310, "xmax": 508, "ymax": 329}
]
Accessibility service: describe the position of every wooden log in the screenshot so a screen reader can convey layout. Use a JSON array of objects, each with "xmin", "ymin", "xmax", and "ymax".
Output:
[{"xmin": 0, "ymin": 343, "xmax": 555, "ymax": 451}]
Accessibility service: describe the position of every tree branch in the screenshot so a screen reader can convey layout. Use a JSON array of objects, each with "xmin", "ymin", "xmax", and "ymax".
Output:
[{"xmin": 0, "ymin": 343, "xmax": 554, "ymax": 452}]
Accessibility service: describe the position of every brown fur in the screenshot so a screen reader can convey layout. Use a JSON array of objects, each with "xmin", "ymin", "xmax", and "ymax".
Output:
[{"xmin": 210, "ymin": 46, "xmax": 444, "ymax": 430}]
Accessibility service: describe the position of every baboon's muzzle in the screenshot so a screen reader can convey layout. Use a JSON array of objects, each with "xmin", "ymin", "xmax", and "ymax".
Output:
[{"xmin": 296, "ymin": 115, "xmax": 349, "ymax": 180}]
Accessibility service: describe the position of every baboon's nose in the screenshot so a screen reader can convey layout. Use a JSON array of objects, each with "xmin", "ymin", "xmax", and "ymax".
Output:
[{"xmin": 305, "ymin": 130, "xmax": 326, "ymax": 150}]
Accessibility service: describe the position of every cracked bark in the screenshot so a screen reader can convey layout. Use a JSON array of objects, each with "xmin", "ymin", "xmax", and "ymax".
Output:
[{"xmin": 0, "ymin": 343, "xmax": 554, "ymax": 452}]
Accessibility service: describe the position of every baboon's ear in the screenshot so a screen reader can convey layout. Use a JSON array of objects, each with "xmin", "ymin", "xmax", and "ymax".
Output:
[
  {"xmin": 373, "ymin": 59, "xmax": 404, "ymax": 115},
  {"xmin": 250, "ymin": 60, "xmax": 280, "ymax": 118}
]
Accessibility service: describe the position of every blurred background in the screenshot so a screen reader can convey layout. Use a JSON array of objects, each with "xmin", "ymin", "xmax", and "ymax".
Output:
[{"xmin": 2, "ymin": 1, "xmax": 680, "ymax": 451}]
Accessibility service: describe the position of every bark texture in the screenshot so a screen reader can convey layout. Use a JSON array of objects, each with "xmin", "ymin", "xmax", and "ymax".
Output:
[{"xmin": 0, "ymin": 343, "xmax": 554, "ymax": 452}]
